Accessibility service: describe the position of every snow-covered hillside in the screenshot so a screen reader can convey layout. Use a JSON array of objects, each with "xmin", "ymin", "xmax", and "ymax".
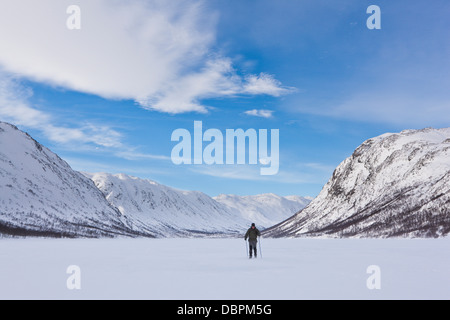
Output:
[
  {"xmin": 0, "ymin": 122, "xmax": 151, "ymax": 238},
  {"xmin": 214, "ymin": 193, "xmax": 311, "ymax": 228},
  {"xmin": 0, "ymin": 121, "xmax": 307, "ymax": 238},
  {"xmin": 264, "ymin": 128, "xmax": 450, "ymax": 238},
  {"xmin": 84, "ymin": 172, "xmax": 250, "ymax": 237},
  {"xmin": 85, "ymin": 173, "xmax": 311, "ymax": 236}
]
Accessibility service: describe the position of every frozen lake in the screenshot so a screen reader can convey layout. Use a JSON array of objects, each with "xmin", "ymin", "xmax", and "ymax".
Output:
[{"xmin": 0, "ymin": 237, "xmax": 449, "ymax": 300}]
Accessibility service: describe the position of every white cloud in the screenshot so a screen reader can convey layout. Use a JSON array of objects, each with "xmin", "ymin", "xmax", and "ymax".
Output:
[
  {"xmin": 243, "ymin": 73, "xmax": 296, "ymax": 97},
  {"xmin": 244, "ymin": 109, "xmax": 274, "ymax": 119},
  {"xmin": 114, "ymin": 150, "xmax": 171, "ymax": 161},
  {"xmin": 0, "ymin": 0, "xmax": 293, "ymax": 114},
  {"xmin": 139, "ymin": 58, "xmax": 241, "ymax": 113},
  {"xmin": 0, "ymin": 74, "xmax": 175, "ymax": 163},
  {"xmin": 0, "ymin": 74, "xmax": 124, "ymax": 148}
]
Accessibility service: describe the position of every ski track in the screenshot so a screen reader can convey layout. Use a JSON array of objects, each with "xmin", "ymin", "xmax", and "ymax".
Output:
[{"xmin": 0, "ymin": 238, "xmax": 449, "ymax": 300}]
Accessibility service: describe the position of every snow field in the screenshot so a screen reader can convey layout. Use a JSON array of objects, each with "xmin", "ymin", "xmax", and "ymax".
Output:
[{"xmin": 0, "ymin": 238, "xmax": 448, "ymax": 300}]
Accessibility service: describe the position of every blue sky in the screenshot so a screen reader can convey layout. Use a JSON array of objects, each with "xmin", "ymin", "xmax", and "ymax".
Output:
[{"xmin": 0, "ymin": 0, "xmax": 449, "ymax": 197}]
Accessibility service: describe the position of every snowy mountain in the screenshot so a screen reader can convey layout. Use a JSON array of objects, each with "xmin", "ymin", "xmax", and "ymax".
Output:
[
  {"xmin": 84, "ymin": 172, "xmax": 250, "ymax": 237},
  {"xmin": 264, "ymin": 128, "xmax": 450, "ymax": 238},
  {"xmin": 84, "ymin": 173, "xmax": 311, "ymax": 237},
  {"xmin": 0, "ymin": 122, "xmax": 152, "ymax": 238},
  {"xmin": 0, "ymin": 121, "xmax": 309, "ymax": 238},
  {"xmin": 214, "ymin": 193, "xmax": 312, "ymax": 228}
]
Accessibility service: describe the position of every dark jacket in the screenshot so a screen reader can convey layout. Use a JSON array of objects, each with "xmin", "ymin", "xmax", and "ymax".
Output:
[{"xmin": 245, "ymin": 227, "xmax": 261, "ymax": 242}]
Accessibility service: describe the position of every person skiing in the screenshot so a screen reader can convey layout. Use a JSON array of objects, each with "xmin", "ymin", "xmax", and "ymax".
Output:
[{"xmin": 244, "ymin": 223, "xmax": 261, "ymax": 259}]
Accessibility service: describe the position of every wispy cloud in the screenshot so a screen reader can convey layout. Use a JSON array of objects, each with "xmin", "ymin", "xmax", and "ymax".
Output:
[
  {"xmin": 296, "ymin": 87, "xmax": 450, "ymax": 128},
  {"xmin": 287, "ymin": 1, "xmax": 450, "ymax": 128},
  {"xmin": 188, "ymin": 163, "xmax": 330, "ymax": 185},
  {"xmin": 242, "ymin": 73, "xmax": 296, "ymax": 97},
  {"xmin": 0, "ymin": 0, "xmax": 294, "ymax": 114},
  {"xmin": 64, "ymin": 157, "xmax": 172, "ymax": 178},
  {"xmin": 244, "ymin": 109, "xmax": 274, "ymax": 119},
  {"xmin": 0, "ymin": 74, "xmax": 170, "ymax": 164},
  {"xmin": 0, "ymin": 74, "xmax": 124, "ymax": 148},
  {"xmin": 330, "ymin": 93, "xmax": 450, "ymax": 127},
  {"xmin": 114, "ymin": 150, "xmax": 172, "ymax": 161}
]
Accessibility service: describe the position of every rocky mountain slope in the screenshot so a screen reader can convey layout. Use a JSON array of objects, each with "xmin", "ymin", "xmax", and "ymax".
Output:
[
  {"xmin": 264, "ymin": 128, "xmax": 450, "ymax": 238},
  {"xmin": 0, "ymin": 122, "xmax": 152, "ymax": 238},
  {"xmin": 0, "ymin": 121, "xmax": 308, "ymax": 238},
  {"xmin": 85, "ymin": 173, "xmax": 311, "ymax": 236},
  {"xmin": 84, "ymin": 172, "xmax": 248, "ymax": 237}
]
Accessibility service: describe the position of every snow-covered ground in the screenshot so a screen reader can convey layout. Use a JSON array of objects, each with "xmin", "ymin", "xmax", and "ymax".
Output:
[{"xmin": 0, "ymin": 238, "xmax": 448, "ymax": 300}]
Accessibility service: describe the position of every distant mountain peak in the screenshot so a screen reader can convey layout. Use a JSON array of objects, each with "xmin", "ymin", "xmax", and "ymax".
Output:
[
  {"xmin": 86, "ymin": 172, "xmax": 311, "ymax": 236},
  {"xmin": 0, "ymin": 117, "xmax": 309, "ymax": 238}
]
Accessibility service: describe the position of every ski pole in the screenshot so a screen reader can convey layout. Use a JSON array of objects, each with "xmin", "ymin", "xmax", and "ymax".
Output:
[
  {"xmin": 245, "ymin": 239, "xmax": 249, "ymax": 257},
  {"xmin": 259, "ymin": 236, "xmax": 263, "ymax": 259}
]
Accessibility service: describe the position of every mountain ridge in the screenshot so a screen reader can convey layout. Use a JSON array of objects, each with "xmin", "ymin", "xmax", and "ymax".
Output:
[
  {"xmin": 84, "ymin": 172, "xmax": 310, "ymax": 237},
  {"xmin": 0, "ymin": 121, "xmax": 152, "ymax": 238},
  {"xmin": 264, "ymin": 127, "xmax": 450, "ymax": 238},
  {"xmin": 0, "ymin": 121, "xmax": 308, "ymax": 237}
]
